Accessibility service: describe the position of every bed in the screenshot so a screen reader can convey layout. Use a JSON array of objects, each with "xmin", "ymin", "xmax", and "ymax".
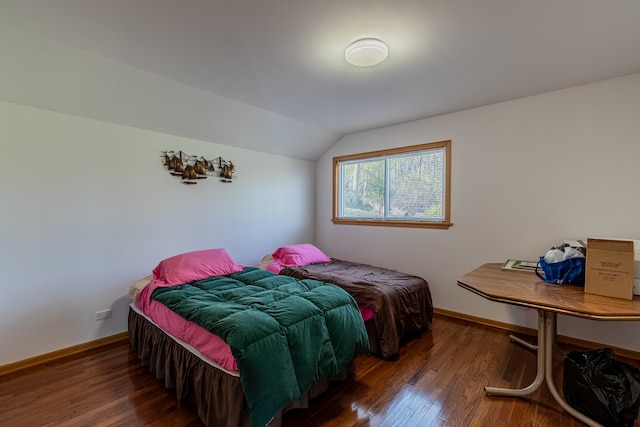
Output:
[
  {"xmin": 260, "ymin": 244, "xmax": 434, "ymax": 359},
  {"xmin": 128, "ymin": 248, "xmax": 369, "ymax": 427}
]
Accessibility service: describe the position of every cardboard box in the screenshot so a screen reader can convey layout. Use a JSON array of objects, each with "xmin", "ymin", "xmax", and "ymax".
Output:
[{"xmin": 585, "ymin": 238, "xmax": 635, "ymax": 300}]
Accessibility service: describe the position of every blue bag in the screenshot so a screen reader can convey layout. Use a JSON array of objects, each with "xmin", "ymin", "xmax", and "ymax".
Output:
[{"xmin": 535, "ymin": 256, "xmax": 585, "ymax": 286}]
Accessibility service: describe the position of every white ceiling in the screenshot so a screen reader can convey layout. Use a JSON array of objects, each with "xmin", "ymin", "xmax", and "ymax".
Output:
[{"xmin": 2, "ymin": 0, "xmax": 640, "ymax": 160}]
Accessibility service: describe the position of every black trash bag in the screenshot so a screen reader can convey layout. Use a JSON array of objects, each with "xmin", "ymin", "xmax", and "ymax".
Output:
[{"xmin": 563, "ymin": 348, "xmax": 640, "ymax": 427}]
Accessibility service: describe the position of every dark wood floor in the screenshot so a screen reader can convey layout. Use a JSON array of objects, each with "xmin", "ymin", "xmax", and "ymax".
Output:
[{"xmin": 1, "ymin": 314, "xmax": 639, "ymax": 426}]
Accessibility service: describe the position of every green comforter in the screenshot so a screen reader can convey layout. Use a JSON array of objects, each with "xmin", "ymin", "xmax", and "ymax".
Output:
[{"xmin": 152, "ymin": 267, "xmax": 369, "ymax": 427}]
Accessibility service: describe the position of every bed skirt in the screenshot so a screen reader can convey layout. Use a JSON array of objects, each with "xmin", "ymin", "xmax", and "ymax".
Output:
[
  {"xmin": 364, "ymin": 318, "xmax": 380, "ymax": 355},
  {"xmin": 128, "ymin": 306, "xmax": 352, "ymax": 427}
]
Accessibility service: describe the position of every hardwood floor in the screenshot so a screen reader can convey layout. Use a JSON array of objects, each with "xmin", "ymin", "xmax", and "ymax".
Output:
[{"xmin": 1, "ymin": 314, "xmax": 639, "ymax": 426}]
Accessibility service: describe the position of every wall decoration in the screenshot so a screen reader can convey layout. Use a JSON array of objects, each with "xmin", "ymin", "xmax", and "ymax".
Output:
[{"xmin": 162, "ymin": 151, "xmax": 236, "ymax": 184}]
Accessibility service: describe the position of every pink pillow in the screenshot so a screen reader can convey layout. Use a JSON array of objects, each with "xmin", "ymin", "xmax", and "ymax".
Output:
[
  {"xmin": 272, "ymin": 244, "xmax": 331, "ymax": 267},
  {"xmin": 152, "ymin": 248, "xmax": 244, "ymax": 286},
  {"xmin": 265, "ymin": 261, "xmax": 285, "ymax": 274}
]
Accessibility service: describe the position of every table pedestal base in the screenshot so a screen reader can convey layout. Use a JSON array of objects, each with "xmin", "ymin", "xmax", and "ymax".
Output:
[
  {"xmin": 484, "ymin": 310, "xmax": 604, "ymax": 427},
  {"xmin": 509, "ymin": 333, "xmax": 538, "ymax": 351}
]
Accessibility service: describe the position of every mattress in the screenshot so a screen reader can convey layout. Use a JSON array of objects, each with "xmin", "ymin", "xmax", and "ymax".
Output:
[
  {"xmin": 129, "ymin": 266, "xmax": 369, "ymax": 427},
  {"xmin": 129, "ymin": 304, "xmax": 353, "ymax": 427}
]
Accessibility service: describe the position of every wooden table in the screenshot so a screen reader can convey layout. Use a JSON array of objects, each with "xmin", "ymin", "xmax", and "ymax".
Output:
[{"xmin": 458, "ymin": 263, "xmax": 640, "ymax": 427}]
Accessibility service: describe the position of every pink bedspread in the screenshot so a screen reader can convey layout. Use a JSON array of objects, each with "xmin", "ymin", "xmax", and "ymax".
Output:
[
  {"xmin": 136, "ymin": 279, "xmax": 238, "ymax": 372},
  {"xmin": 359, "ymin": 306, "xmax": 375, "ymax": 322}
]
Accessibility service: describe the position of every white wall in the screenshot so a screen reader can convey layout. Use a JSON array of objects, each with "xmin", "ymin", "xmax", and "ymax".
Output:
[
  {"xmin": 0, "ymin": 100, "xmax": 315, "ymax": 366},
  {"xmin": 316, "ymin": 72, "xmax": 640, "ymax": 352}
]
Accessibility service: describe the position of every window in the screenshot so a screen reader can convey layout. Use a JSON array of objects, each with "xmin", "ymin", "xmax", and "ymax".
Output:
[{"xmin": 333, "ymin": 140, "xmax": 452, "ymax": 229}]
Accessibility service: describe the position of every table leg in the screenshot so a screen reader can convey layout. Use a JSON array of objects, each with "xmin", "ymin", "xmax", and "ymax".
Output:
[
  {"xmin": 485, "ymin": 311, "xmax": 603, "ymax": 426},
  {"xmin": 509, "ymin": 311, "xmax": 560, "ymax": 353},
  {"xmin": 509, "ymin": 334, "xmax": 538, "ymax": 351},
  {"xmin": 543, "ymin": 312, "xmax": 603, "ymax": 427},
  {"xmin": 484, "ymin": 310, "xmax": 545, "ymax": 396}
]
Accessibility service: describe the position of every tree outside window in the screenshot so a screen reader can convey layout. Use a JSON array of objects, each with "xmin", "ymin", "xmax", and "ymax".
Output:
[{"xmin": 333, "ymin": 140, "xmax": 452, "ymax": 229}]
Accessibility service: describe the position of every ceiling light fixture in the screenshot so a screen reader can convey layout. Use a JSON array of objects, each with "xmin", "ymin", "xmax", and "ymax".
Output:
[{"xmin": 345, "ymin": 38, "xmax": 389, "ymax": 67}]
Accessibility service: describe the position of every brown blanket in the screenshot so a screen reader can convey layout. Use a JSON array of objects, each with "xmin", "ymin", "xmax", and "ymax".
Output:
[{"xmin": 281, "ymin": 258, "xmax": 433, "ymax": 358}]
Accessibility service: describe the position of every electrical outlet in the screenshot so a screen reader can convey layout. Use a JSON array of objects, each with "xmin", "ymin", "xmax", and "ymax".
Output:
[{"xmin": 95, "ymin": 309, "xmax": 112, "ymax": 320}]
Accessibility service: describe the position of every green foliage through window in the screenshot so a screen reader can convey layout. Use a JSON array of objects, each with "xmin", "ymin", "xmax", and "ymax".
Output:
[{"xmin": 333, "ymin": 141, "xmax": 451, "ymax": 229}]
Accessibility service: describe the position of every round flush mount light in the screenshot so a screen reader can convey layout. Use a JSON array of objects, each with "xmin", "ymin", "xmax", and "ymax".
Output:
[{"xmin": 345, "ymin": 38, "xmax": 389, "ymax": 67}]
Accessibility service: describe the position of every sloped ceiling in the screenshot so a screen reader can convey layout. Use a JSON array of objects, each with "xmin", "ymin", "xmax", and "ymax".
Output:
[{"xmin": 1, "ymin": 0, "xmax": 640, "ymax": 160}]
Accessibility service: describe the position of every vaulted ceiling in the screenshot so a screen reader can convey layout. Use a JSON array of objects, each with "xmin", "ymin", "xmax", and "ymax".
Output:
[{"xmin": 2, "ymin": 1, "xmax": 640, "ymax": 160}]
